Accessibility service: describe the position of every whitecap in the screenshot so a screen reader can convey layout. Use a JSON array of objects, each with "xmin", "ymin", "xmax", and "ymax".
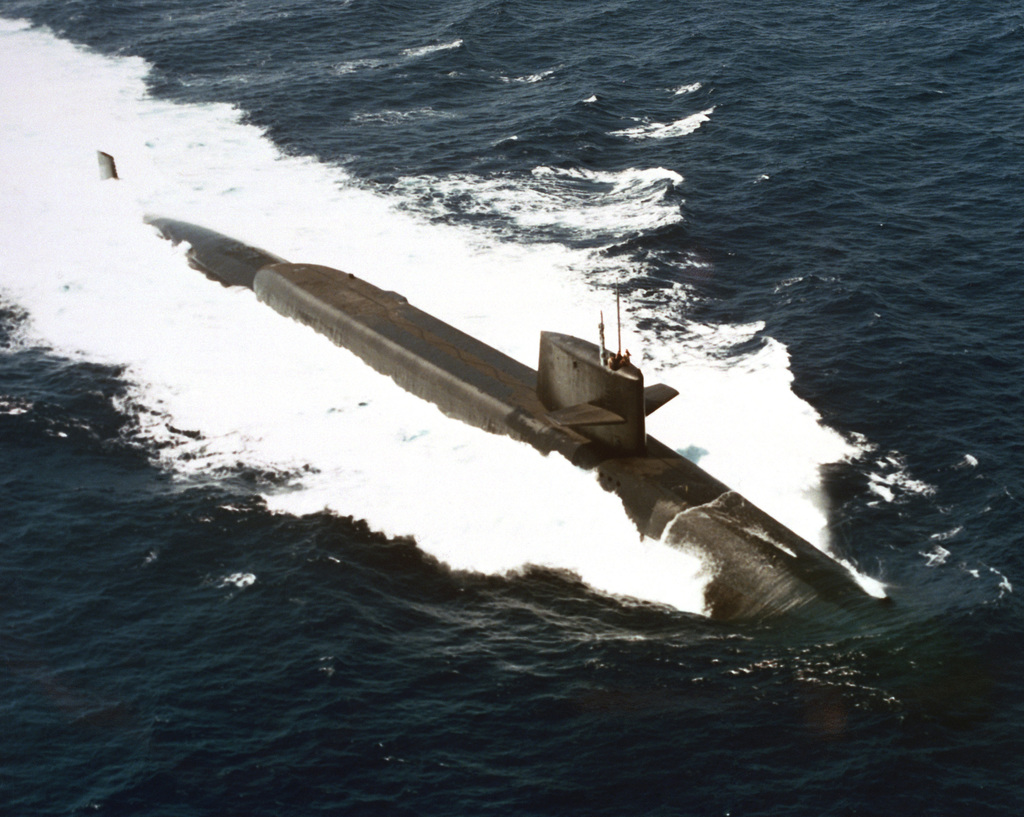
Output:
[
  {"xmin": 921, "ymin": 545, "xmax": 950, "ymax": 566},
  {"xmin": 220, "ymin": 573, "xmax": 256, "ymax": 588},
  {"xmin": 611, "ymin": 108, "xmax": 714, "ymax": 140},
  {"xmin": 863, "ymin": 454, "xmax": 936, "ymax": 504},
  {"xmin": 402, "ymin": 39, "xmax": 463, "ymax": 58},
  {"xmin": 671, "ymin": 82, "xmax": 702, "ymax": 95},
  {"xmin": 501, "ymin": 68, "xmax": 557, "ymax": 84}
]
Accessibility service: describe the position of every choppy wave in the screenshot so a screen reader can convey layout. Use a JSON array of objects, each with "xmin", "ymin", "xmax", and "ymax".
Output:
[
  {"xmin": 351, "ymin": 107, "xmax": 455, "ymax": 124},
  {"xmin": 332, "ymin": 38, "xmax": 463, "ymax": 74}
]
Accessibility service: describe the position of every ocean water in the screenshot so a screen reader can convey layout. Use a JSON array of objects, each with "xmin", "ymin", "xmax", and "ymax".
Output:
[{"xmin": 1, "ymin": 1, "xmax": 1022, "ymax": 814}]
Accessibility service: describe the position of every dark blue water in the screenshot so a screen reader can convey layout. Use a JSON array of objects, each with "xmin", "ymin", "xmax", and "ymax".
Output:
[{"xmin": 3, "ymin": 1, "xmax": 1023, "ymax": 814}]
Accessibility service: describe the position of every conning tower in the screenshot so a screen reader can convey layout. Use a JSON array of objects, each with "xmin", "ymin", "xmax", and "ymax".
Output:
[{"xmin": 537, "ymin": 331, "xmax": 678, "ymax": 457}]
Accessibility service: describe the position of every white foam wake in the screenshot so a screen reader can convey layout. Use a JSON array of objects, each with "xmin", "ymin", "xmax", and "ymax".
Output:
[
  {"xmin": 0, "ymin": 20, "xmax": 869, "ymax": 613},
  {"xmin": 394, "ymin": 164, "xmax": 684, "ymax": 240}
]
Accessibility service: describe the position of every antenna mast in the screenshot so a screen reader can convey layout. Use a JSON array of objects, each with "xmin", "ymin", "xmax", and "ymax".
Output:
[{"xmin": 616, "ymin": 286, "xmax": 622, "ymax": 359}]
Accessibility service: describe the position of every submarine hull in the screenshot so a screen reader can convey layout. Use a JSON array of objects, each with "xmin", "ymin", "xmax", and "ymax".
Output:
[{"xmin": 147, "ymin": 216, "xmax": 885, "ymax": 621}]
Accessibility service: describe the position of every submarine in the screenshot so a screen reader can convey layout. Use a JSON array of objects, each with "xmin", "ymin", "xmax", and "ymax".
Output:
[{"xmin": 102, "ymin": 154, "xmax": 886, "ymax": 620}]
